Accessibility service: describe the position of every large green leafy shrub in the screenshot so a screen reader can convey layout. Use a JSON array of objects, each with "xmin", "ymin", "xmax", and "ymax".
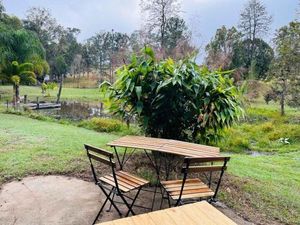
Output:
[{"xmin": 101, "ymin": 47, "xmax": 243, "ymax": 143}]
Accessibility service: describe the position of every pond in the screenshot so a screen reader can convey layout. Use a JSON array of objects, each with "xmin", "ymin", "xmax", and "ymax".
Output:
[{"xmin": 36, "ymin": 101, "xmax": 109, "ymax": 120}]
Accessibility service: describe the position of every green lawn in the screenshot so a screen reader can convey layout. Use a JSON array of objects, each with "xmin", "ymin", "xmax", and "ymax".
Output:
[
  {"xmin": 0, "ymin": 112, "xmax": 299, "ymax": 224},
  {"xmin": 226, "ymin": 153, "xmax": 300, "ymax": 224},
  {"xmin": 0, "ymin": 113, "xmax": 117, "ymax": 184},
  {"xmin": 0, "ymin": 85, "xmax": 101, "ymax": 103}
]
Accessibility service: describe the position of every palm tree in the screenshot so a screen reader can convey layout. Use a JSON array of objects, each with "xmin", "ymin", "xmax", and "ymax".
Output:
[{"xmin": 8, "ymin": 61, "xmax": 36, "ymax": 104}]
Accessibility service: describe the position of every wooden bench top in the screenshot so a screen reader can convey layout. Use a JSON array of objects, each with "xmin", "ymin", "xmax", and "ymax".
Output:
[
  {"xmin": 96, "ymin": 201, "xmax": 237, "ymax": 225},
  {"xmin": 107, "ymin": 136, "xmax": 220, "ymax": 158}
]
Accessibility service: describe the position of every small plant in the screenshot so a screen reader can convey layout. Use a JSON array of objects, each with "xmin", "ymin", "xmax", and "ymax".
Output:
[
  {"xmin": 79, "ymin": 117, "xmax": 123, "ymax": 133},
  {"xmin": 41, "ymin": 82, "xmax": 57, "ymax": 96}
]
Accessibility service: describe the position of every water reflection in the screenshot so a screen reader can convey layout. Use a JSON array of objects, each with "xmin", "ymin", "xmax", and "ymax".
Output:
[{"xmin": 38, "ymin": 101, "xmax": 108, "ymax": 120}]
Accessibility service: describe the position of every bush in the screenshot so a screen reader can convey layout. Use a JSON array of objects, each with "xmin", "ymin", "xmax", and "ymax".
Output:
[
  {"xmin": 220, "ymin": 108, "xmax": 300, "ymax": 153},
  {"xmin": 101, "ymin": 47, "xmax": 244, "ymax": 143},
  {"xmin": 79, "ymin": 117, "xmax": 123, "ymax": 133},
  {"xmin": 219, "ymin": 128, "xmax": 250, "ymax": 152}
]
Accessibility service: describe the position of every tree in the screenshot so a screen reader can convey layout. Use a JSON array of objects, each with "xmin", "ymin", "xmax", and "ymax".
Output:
[
  {"xmin": 269, "ymin": 21, "xmax": 300, "ymax": 115},
  {"xmin": 87, "ymin": 31, "xmax": 129, "ymax": 82},
  {"xmin": 140, "ymin": 0, "xmax": 181, "ymax": 51},
  {"xmin": 205, "ymin": 26, "xmax": 241, "ymax": 70},
  {"xmin": 232, "ymin": 38, "xmax": 274, "ymax": 79},
  {"xmin": 239, "ymin": 0, "xmax": 272, "ymax": 67},
  {"xmin": 24, "ymin": 7, "xmax": 81, "ymax": 80},
  {"xmin": 0, "ymin": 0, "xmax": 4, "ymax": 18},
  {"xmin": 164, "ymin": 17, "xmax": 188, "ymax": 50},
  {"xmin": 0, "ymin": 14, "xmax": 48, "ymax": 99},
  {"xmin": 3, "ymin": 61, "xmax": 36, "ymax": 104},
  {"xmin": 101, "ymin": 47, "xmax": 243, "ymax": 143},
  {"xmin": 81, "ymin": 42, "xmax": 93, "ymax": 77},
  {"xmin": 129, "ymin": 29, "xmax": 158, "ymax": 53},
  {"xmin": 54, "ymin": 27, "xmax": 81, "ymax": 78},
  {"xmin": 53, "ymin": 55, "xmax": 67, "ymax": 103},
  {"xmin": 24, "ymin": 7, "xmax": 60, "ymax": 48},
  {"xmin": 0, "ymin": 7, "xmax": 48, "ymax": 99}
]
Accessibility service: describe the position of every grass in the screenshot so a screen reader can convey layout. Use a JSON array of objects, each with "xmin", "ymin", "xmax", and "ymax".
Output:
[
  {"xmin": 0, "ymin": 113, "xmax": 118, "ymax": 185},
  {"xmin": 0, "ymin": 85, "xmax": 101, "ymax": 103},
  {"xmin": 219, "ymin": 102, "xmax": 300, "ymax": 153},
  {"xmin": 223, "ymin": 152, "xmax": 300, "ymax": 224},
  {"xmin": 216, "ymin": 99, "xmax": 300, "ymax": 224},
  {"xmin": 1, "ymin": 83, "xmax": 300, "ymax": 224},
  {"xmin": 0, "ymin": 111, "xmax": 299, "ymax": 224}
]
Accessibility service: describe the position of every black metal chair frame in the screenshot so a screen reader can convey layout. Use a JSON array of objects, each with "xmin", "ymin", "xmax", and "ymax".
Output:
[
  {"xmin": 84, "ymin": 144, "xmax": 149, "ymax": 224},
  {"xmin": 160, "ymin": 156, "xmax": 230, "ymax": 207}
]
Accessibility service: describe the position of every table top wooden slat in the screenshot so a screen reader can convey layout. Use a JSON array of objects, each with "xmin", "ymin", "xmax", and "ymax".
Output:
[
  {"xmin": 107, "ymin": 136, "xmax": 220, "ymax": 158},
  {"xmin": 96, "ymin": 201, "xmax": 237, "ymax": 225}
]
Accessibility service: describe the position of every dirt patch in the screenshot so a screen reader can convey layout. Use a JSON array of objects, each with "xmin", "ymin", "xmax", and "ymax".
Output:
[{"xmin": 220, "ymin": 176, "xmax": 285, "ymax": 225}]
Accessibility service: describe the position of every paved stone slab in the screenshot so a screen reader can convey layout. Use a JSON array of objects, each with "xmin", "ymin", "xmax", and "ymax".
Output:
[
  {"xmin": 0, "ymin": 176, "xmax": 254, "ymax": 225},
  {"xmin": 0, "ymin": 176, "xmax": 112, "ymax": 225}
]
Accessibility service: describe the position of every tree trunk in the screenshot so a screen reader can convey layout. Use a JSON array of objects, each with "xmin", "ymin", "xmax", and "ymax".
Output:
[
  {"xmin": 280, "ymin": 78, "xmax": 286, "ymax": 116},
  {"xmin": 56, "ymin": 75, "xmax": 63, "ymax": 104},
  {"xmin": 13, "ymin": 84, "xmax": 20, "ymax": 106},
  {"xmin": 280, "ymin": 91, "xmax": 285, "ymax": 116}
]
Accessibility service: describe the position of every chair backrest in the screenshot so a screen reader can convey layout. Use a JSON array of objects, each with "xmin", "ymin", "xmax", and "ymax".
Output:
[
  {"xmin": 84, "ymin": 144, "xmax": 116, "ymax": 184},
  {"xmin": 181, "ymin": 157, "xmax": 230, "ymax": 173},
  {"xmin": 176, "ymin": 156, "xmax": 230, "ymax": 204}
]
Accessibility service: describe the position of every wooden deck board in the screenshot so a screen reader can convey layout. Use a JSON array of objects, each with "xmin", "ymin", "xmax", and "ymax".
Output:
[{"xmin": 96, "ymin": 201, "xmax": 237, "ymax": 225}]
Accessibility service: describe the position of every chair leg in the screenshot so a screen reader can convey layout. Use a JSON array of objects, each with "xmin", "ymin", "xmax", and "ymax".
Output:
[
  {"xmin": 106, "ymin": 189, "xmax": 116, "ymax": 212},
  {"xmin": 167, "ymin": 195, "xmax": 172, "ymax": 207},
  {"xmin": 98, "ymin": 185, "xmax": 122, "ymax": 217},
  {"xmin": 118, "ymin": 192, "xmax": 135, "ymax": 217},
  {"xmin": 159, "ymin": 189, "xmax": 165, "ymax": 210},
  {"xmin": 151, "ymin": 184, "xmax": 158, "ymax": 211},
  {"xmin": 125, "ymin": 187, "xmax": 142, "ymax": 217},
  {"xmin": 93, "ymin": 187, "xmax": 114, "ymax": 224}
]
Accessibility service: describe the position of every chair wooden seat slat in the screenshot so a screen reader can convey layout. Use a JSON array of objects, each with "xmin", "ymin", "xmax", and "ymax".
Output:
[
  {"xmin": 160, "ymin": 157, "xmax": 230, "ymax": 206},
  {"xmin": 162, "ymin": 179, "xmax": 208, "ymax": 191},
  {"xmin": 117, "ymin": 171, "xmax": 149, "ymax": 185},
  {"xmin": 161, "ymin": 178, "xmax": 214, "ymax": 200},
  {"xmin": 99, "ymin": 172, "xmax": 149, "ymax": 193}
]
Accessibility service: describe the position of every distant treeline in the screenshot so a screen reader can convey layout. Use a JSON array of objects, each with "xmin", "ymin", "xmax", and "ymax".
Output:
[{"xmin": 0, "ymin": 0, "xmax": 299, "ymax": 110}]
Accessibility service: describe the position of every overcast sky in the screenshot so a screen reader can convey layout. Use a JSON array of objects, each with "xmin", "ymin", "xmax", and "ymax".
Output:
[{"xmin": 2, "ymin": 0, "xmax": 299, "ymax": 60}]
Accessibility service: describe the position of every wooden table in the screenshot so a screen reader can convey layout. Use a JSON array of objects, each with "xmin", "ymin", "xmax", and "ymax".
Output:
[
  {"xmin": 107, "ymin": 136, "xmax": 220, "ymax": 158},
  {"xmin": 96, "ymin": 201, "xmax": 237, "ymax": 225},
  {"xmin": 107, "ymin": 136, "xmax": 224, "ymax": 211}
]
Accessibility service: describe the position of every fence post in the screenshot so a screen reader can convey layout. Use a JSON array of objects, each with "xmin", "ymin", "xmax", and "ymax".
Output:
[
  {"xmin": 24, "ymin": 95, "xmax": 27, "ymax": 104},
  {"xmin": 36, "ymin": 97, "xmax": 39, "ymax": 109}
]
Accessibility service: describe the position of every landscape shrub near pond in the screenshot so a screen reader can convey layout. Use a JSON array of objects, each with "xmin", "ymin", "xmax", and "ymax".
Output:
[
  {"xmin": 79, "ymin": 117, "xmax": 123, "ymax": 132},
  {"xmin": 219, "ymin": 107, "xmax": 300, "ymax": 153},
  {"xmin": 101, "ymin": 47, "xmax": 244, "ymax": 143}
]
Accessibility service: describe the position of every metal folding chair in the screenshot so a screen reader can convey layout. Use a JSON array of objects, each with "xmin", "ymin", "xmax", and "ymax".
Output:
[
  {"xmin": 160, "ymin": 156, "xmax": 230, "ymax": 207},
  {"xmin": 84, "ymin": 144, "xmax": 150, "ymax": 224}
]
